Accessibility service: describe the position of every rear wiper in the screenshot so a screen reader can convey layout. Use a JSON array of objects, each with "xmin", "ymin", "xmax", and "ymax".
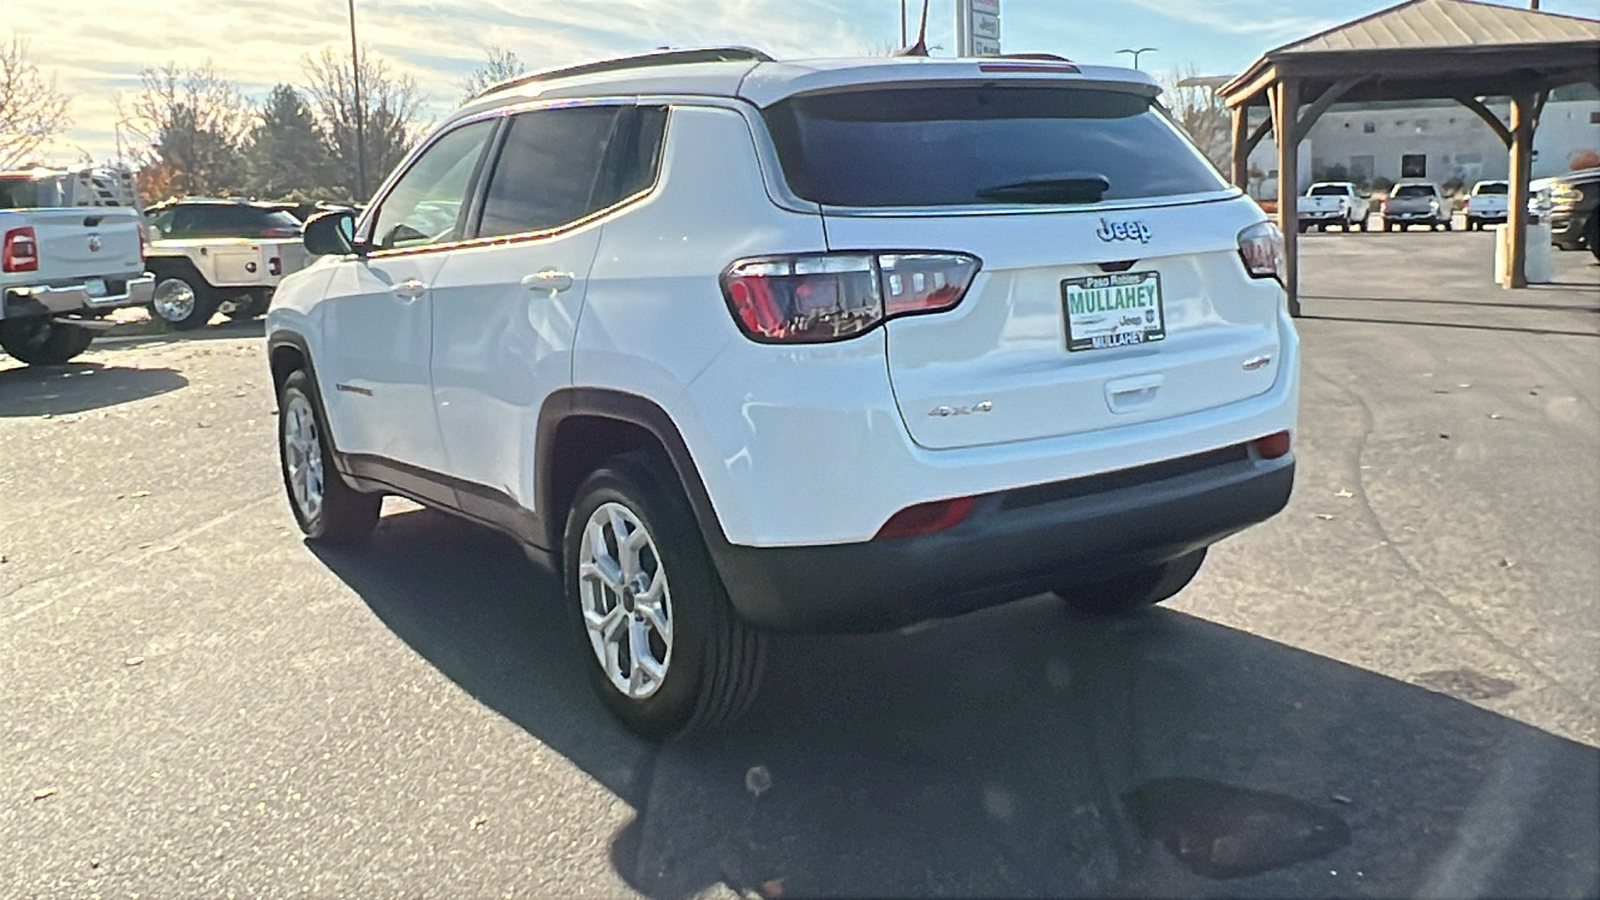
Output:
[{"xmin": 975, "ymin": 175, "xmax": 1110, "ymax": 204}]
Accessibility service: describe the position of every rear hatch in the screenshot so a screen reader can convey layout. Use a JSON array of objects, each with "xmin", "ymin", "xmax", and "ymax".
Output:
[
  {"xmin": 15, "ymin": 208, "xmax": 143, "ymax": 282},
  {"xmin": 760, "ymin": 81, "xmax": 1283, "ymax": 450}
]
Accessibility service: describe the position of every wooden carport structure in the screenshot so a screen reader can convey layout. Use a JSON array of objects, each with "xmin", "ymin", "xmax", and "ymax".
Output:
[{"xmin": 1218, "ymin": 0, "xmax": 1600, "ymax": 316}]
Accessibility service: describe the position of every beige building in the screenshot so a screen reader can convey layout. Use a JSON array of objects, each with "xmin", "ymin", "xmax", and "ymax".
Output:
[{"xmin": 1247, "ymin": 82, "xmax": 1600, "ymax": 194}]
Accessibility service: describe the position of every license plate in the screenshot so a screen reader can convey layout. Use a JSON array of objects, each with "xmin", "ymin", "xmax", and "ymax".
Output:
[
  {"xmin": 84, "ymin": 278, "xmax": 107, "ymax": 297},
  {"xmin": 1061, "ymin": 271, "xmax": 1165, "ymax": 352}
]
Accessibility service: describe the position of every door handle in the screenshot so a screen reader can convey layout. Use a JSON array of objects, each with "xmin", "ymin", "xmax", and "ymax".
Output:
[
  {"xmin": 391, "ymin": 278, "xmax": 426, "ymax": 301},
  {"xmin": 521, "ymin": 270, "xmax": 575, "ymax": 294}
]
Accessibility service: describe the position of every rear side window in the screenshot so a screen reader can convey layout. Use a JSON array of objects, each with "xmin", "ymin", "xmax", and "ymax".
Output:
[
  {"xmin": 1393, "ymin": 185, "xmax": 1436, "ymax": 198},
  {"xmin": 476, "ymin": 106, "xmax": 622, "ymax": 238},
  {"xmin": 762, "ymin": 86, "xmax": 1227, "ymax": 207},
  {"xmin": 0, "ymin": 178, "xmax": 44, "ymax": 208}
]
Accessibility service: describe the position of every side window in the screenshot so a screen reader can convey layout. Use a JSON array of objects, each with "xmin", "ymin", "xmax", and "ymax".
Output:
[
  {"xmin": 475, "ymin": 106, "xmax": 623, "ymax": 238},
  {"xmin": 146, "ymin": 209, "xmax": 175, "ymax": 236},
  {"xmin": 600, "ymin": 106, "xmax": 668, "ymax": 207},
  {"xmin": 370, "ymin": 119, "xmax": 496, "ymax": 251}
]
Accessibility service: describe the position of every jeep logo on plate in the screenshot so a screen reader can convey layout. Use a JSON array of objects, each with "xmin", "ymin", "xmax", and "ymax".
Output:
[{"xmin": 1095, "ymin": 219, "xmax": 1152, "ymax": 244}]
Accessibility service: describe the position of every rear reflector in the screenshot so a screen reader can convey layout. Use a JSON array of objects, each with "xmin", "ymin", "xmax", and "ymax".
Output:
[
  {"xmin": 875, "ymin": 496, "xmax": 976, "ymax": 539},
  {"xmin": 1253, "ymin": 430, "xmax": 1292, "ymax": 460}
]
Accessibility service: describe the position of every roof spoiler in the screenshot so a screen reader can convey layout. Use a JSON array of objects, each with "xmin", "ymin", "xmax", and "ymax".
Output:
[{"xmin": 476, "ymin": 46, "xmax": 774, "ymax": 99}]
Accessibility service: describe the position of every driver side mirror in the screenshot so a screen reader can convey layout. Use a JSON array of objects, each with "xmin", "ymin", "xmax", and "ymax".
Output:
[{"xmin": 302, "ymin": 210, "xmax": 363, "ymax": 257}]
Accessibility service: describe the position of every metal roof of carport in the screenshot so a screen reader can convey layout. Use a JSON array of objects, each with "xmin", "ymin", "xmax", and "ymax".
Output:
[{"xmin": 1216, "ymin": 0, "xmax": 1600, "ymax": 316}]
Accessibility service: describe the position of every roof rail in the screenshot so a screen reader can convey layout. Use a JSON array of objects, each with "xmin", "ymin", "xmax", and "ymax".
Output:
[{"xmin": 477, "ymin": 46, "xmax": 774, "ymax": 99}]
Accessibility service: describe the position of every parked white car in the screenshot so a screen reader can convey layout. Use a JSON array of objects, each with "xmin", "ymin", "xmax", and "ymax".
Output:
[
  {"xmin": 144, "ymin": 199, "xmax": 308, "ymax": 330},
  {"xmin": 1, "ymin": 170, "xmax": 153, "ymax": 365},
  {"xmin": 1464, "ymin": 180, "xmax": 1510, "ymax": 231},
  {"xmin": 1299, "ymin": 182, "xmax": 1370, "ymax": 232},
  {"xmin": 266, "ymin": 48, "xmax": 1300, "ymax": 739}
]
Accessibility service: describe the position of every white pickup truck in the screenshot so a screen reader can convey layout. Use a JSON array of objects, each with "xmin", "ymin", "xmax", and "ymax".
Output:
[
  {"xmin": 1298, "ymin": 182, "xmax": 1371, "ymax": 232},
  {"xmin": 1463, "ymin": 180, "xmax": 1509, "ymax": 231},
  {"xmin": 0, "ymin": 171, "xmax": 153, "ymax": 366}
]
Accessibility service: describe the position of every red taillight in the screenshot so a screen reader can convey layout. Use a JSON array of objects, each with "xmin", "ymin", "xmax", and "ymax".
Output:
[
  {"xmin": 1236, "ymin": 222, "xmax": 1283, "ymax": 284},
  {"xmin": 1380, "ymin": 198, "xmax": 1389, "ymax": 213},
  {"xmin": 1253, "ymin": 430, "xmax": 1292, "ymax": 460},
  {"xmin": 875, "ymin": 496, "xmax": 976, "ymax": 540},
  {"xmin": 3, "ymin": 226, "xmax": 39, "ymax": 273},
  {"xmin": 721, "ymin": 252, "xmax": 980, "ymax": 343},
  {"xmin": 1462, "ymin": 198, "xmax": 1470, "ymax": 210}
]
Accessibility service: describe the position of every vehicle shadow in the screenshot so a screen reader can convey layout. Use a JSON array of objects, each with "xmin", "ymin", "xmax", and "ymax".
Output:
[
  {"xmin": 99, "ymin": 316, "xmax": 267, "ymax": 347},
  {"xmin": 313, "ymin": 508, "xmax": 1600, "ymax": 900},
  {"xmin": 0, "ymin": 360, "xmax": 188, "ymax": 416}
]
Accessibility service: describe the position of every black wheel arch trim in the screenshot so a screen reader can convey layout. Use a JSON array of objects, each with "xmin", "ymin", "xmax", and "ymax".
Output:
[
  {"xmin": 535, "ymin": 387, "xmax": 729, "ymax": 556},
  {"xmin": 145, "ymin": 254, "xmax": 215, "ymax": 290}
]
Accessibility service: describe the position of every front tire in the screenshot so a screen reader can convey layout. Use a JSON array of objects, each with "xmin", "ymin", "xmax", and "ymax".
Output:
[
  {"xmin": 150, "ymin": 274, "xmax": 219, "ymax": 331},
  {"xmin": 565, "ymin": 454, "xmax": 765, "ymax": 741},
  {"xmin": 277, "ymin": 369, "xmax": 381, "ymax": 543},
  {"xmin": 1054, "ymin": 549, "xmax": 1207, "ymax": 616},
  {"xmin": 0, "ymin": 317, "xmax": 95, "ymax": 365}
]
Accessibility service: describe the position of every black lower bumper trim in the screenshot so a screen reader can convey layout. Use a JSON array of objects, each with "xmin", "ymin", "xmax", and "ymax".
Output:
[{"xmin": 709, "ymin": 451, "xmax": 1294, "ymax": 633}]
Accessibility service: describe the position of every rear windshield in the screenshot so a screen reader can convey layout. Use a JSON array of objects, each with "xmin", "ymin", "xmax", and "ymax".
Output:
[
  {"xmin": 1393, "ymin": 185, "xmax": 1436, "ymax": 198},
  {"xmin": 1473, "ymin": 182, "xmax": 1509, "ymax": 195},
  {"xmin": 762, "ymin": 86, "xmax": 1227, "ymax": 208},
  {"xmin": 1309, "ymin": 185, "xmax": 1349, "ymax": 196},
  {"xmin": 0, "ymin": 177, "xmax": 45, "ymax": 209}
]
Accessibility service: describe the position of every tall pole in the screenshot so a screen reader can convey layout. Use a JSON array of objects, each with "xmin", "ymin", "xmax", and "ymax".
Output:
[
  {"xmin": 1117, "ymin": 47, "xmax": 1158, "ymax": 69},
  {"xmin": 347, "ymin": 0, "xmax": 367, "ymax": 202},
  {"xmin": 901, "ymin": 0, "xmax": 907, "ymax": 45}
]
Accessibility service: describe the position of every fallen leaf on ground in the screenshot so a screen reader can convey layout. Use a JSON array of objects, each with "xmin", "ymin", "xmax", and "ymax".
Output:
[
  {"xmin": 470, "ymin": 816, "xmax": 487, "ymax": 830},
  {"xmin": 1498, "ymin": 558, "xmax": 1516, "ymax": 569},
  {"xmin": 1331, "ymin": 794, "xmax": 1353, "ymax": 805},
  {"xmin": 745, "ymin": 766, "xmax": 772, "ymax": 798},
  {"xmin": 1316, "ymin": 514, "xmax": 1336, "ymax": 521},
  {"xmin": 1487, "ymin": 413, "xmax": 1503, "ymax": 420},
  {"xmin": 124, "ymin": 656, "xmax": 145, "ymax": 667},
  {"xmin": 759, "ymin": 878, "xmax": 786, "ymax": 898},
  {"xmin": 33, "ymin": 788, "xmax": 55, "ymax": 800},
  {"xmin": 129, "ymin": 491, "xmax": 150, "ymax": 499},
  {"xmin": 1334, "ymin": 489, "xmax": 1354, "ymax": 498}
]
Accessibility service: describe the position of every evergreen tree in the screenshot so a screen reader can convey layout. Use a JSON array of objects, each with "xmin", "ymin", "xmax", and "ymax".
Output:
[{"xmin": 245, "ymin": 84, "xmax": 332, "ymax": 199}]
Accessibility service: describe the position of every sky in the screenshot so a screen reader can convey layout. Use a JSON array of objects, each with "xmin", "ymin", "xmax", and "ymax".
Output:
[{"xmin": 9, "ymin": 0, "xmax": 1600, "ymax": 166}]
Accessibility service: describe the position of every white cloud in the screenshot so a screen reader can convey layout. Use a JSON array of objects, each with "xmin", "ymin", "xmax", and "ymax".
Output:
[{"xmin": 11, "ymin": 0, "xmax": 899, "ymax": 166}]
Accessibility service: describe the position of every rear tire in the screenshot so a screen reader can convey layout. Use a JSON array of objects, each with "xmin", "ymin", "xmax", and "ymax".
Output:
[
  {"xmin": 1358, "ymin": 217, "xmax": 1368, "ymax": 232},
  {"xmin": 564, "ymin": 454, "xmax": 765, "ymax": 741},
  {"xmin": 277, "ymin": 369, "xmax": 381, "ymax": 544},
  {"xmin": 0, "ymin": 317, "xmax": 95, "ymax": 365},
  {"xmin": 1053, "ymin": 549, "xmax": 1207, "ymax": 616},
  {"xmin": 1586, "ymin": 214, "xmax": 1599, "ymax": 263},
  {"xmin": 150, "ymin": 274, "xmax": 219, "ymax": 331}
]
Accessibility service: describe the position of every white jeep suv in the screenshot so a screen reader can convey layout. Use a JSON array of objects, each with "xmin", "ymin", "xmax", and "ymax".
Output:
[{"xmin": 266, "ymin": 48, "xmax": 1299, "ymax": 739}]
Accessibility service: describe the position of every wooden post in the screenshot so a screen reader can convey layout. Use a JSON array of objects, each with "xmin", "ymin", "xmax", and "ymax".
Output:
[
  {"xmin": 1505, "ymin": 92, "xmax": 1536, "ymax": 289},
  {"xmin": 1275, "ymin": 78, "xmax": 1301, "ymax": 316},
  {"xmin": 1231, "ymin": 105, "xmax": 1250, "ymax": 190}
]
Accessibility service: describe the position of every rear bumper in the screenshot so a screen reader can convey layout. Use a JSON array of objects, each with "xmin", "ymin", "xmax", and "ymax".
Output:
[
  {"xmin": 3, "ymin": 274, "xmax": 155, "ymax": 318},
  {"xmin": 709, "ymin": 445, "xmax": 1294, "ymax": 633}
]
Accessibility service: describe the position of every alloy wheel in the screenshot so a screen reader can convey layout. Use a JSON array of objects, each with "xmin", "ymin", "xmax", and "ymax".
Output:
[
  {"xmin": 282, "ymin": 392, "xmax": 324, "ymax": 522},
  {"xmin": 152, "ymin": 278, "xmax": 196, "ymax": 322},
  {"xmin": 577, "ymin": 502, "xmax": 674, "ymax": 700}
]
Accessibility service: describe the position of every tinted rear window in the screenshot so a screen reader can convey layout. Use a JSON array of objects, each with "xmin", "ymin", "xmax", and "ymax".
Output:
[
  {"xmin": 762, "ymin": 86, "xmax": 1226, "ymax": 208},
  {"xmin": 1310, "ymin": 185, "xmax": 1349, "ymax": 196},
  {"xmin": 0, "ymin": 178, "xmax": 45, "ymax": 208},
  {"xmin": 1473, "ymin": 182, "xmax": 1509, "ymax": 195},
  {"xmin": 1393, "ymin": 185, "xmax": 1436, "ymax": 198}
]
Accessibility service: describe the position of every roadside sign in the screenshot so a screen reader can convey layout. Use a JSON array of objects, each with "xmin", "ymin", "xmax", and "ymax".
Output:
[{"xmin": 957, "ymin": 0, "xmax": 1001, "ymax": 56}]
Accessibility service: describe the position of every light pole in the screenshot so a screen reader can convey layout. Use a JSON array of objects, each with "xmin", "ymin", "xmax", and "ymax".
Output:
[
  {"xmin": 1117, "ymin": 47, "xmax": 1158, "ymax": 69},
  {"xmin": 901, "ymin": 0, "xmax": 907, "ymax": 45},
  {"xmin": 347, "ymin": 0, "xmax": 367, "ymax": 202}
]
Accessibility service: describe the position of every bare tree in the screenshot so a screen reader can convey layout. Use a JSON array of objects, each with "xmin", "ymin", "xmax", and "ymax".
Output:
[
  {"xmin": 123, "ymin": 63, "xmax": 253, "ymax": 197},
  {"xmin": 1160, "ymin": 66, "xmax": 1231, "ymax": 174},
  {"xmin": 302, "ymin": 47, "xmax": 428, "ymax": 202},
  {"xmin": 461, "ymin": 46, "xmax": 527, "ymax": 100},
  {"xmin": 0, "ymin": 35, "xmax": 72, "ymax": 169}
]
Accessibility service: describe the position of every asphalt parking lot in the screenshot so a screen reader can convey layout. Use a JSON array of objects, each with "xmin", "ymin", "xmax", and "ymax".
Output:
[{"xmin": 3, "ymin": 231, "xmax": 1597, "ymax": 898}]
